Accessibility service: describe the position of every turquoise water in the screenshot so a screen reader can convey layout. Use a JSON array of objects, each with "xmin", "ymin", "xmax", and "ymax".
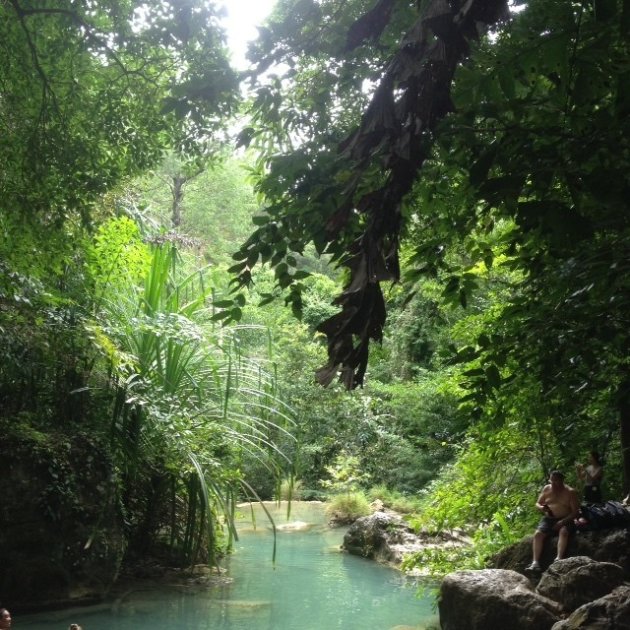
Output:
[{"xmin": 18, "ymin": 502, "xmax": 437, "ymax": 630}]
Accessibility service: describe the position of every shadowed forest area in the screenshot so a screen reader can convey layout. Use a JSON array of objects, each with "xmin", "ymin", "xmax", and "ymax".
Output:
[{"xmin": 1, "ymin": 0, "xmax": 629, "ymax": 604}]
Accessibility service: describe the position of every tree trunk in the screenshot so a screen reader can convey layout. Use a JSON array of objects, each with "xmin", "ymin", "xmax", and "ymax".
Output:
[
  {"xmin": 171, "ymin": 175, "xmax": 186, "ymax": 227},
  {"xmin": 619, "ymin": 375, "xmax": 630, "ymax": 495}
]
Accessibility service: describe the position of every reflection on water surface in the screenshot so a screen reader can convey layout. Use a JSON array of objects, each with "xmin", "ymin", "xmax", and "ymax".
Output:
[{"xmin": 19, "ymin": 502, "xmax": 437, "ymax": 630}]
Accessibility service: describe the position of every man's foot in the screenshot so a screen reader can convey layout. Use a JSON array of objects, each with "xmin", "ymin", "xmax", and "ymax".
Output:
[{"xmin": 525, "ymin": 561, "xmax": 541, "ymax": 572}]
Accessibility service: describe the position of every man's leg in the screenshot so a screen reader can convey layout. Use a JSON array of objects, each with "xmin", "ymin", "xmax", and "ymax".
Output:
[
  {"xmin": 527, "ymin": 530, "xmax": 547, "ymax": 570},
  {"xmin": 556, "ymin": 526, "xmax": 570, "ymax": 560},
  {"xmin": 532, "ymin": 529, "xmax": 547, "ymax": 562}
]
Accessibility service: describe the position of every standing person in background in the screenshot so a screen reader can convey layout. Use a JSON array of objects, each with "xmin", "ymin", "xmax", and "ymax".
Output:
[
  {"xmin": 0, "ymin": 608, "xmax": 12, "ymax": 629},
  {"xmin": 576, "ymin": 451, "xmax": 603, "ymax": 503}
]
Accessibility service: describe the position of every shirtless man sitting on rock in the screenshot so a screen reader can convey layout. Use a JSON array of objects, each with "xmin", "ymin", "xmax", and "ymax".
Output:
[{"xmin": 526, "ymin": 470, "xmax": 579, "ymax": 572}]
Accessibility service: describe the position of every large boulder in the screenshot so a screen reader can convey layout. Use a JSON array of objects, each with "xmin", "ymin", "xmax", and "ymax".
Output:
[
  {"xmin": 492, "ymin": 526, "xmax": 630, "ymax": 577},
  {"xmin": 577, "ymin": 527, "xmax": 630, "ymax": 573},
  {"xmin": 343, "ymin": 512, "xmax": 415, "ymax": 563},
  {"xmin": 438, "ymin": 558, "xmax": 629, "ymax": 630},
  {"xmin": 551, "ymin": 585, "xmax": 630, "ymax": 630},
  {"xmin": 438, "ymin": 568, "xmax": 562, "ymax": 630},
  {"xmin": 342, "ymin": 511, "xmax": 469, "ymax": 566},
  {"xmin": 536, "ymin": 556, "xmax": 626, "ymax": 612}
]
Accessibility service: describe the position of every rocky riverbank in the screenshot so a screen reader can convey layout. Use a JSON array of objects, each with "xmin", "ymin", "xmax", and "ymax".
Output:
[
  {"xmin": 440, "ymin": 555, "xmax": 630, "ymax": 630},
  {"xmin": 442, "ymin": 524, "xmax": 630, "ymax": 630},
  {"xmin": 341, "ymin": 508, "xmax": 470, "ymax": 571},
  {"xmin": 341, "ymin": 507, "xmax": 630, "ymax": 629}
]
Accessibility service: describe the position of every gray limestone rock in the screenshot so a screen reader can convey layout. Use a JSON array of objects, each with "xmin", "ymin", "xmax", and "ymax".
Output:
[
  {"xmin": 342, "ymin": 511, "xmax": 470, "ymax": 566},
  {"xmin": 550, "ymin": 585, "xmax": 630, "ymax": 630},
  {"xmin": 536, "ymin": 556, "xmax": 626, "ymax": 612},
  {"xmin": 438, "ymin": 568, "xmax": 562, "ymax": 630},
  {"xmin": 492, "ymin": 526, "xmax": 630, "ymax": 578}
]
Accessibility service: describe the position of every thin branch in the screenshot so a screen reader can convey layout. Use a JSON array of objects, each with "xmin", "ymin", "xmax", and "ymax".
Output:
[
  {"xmin": 8, "ymin": 0, "xmax": 59, "ymax": 114},
  {"xmin": 8, "ymin": 0, "xmax": 153, "ymax": 81}
]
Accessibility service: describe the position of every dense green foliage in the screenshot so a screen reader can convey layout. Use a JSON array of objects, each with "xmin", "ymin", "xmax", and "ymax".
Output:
[
  {"xmin": 228, "ymin": 0, "xmax": 630, "ymax": 571},
  {"xmin": 2, "ymin": 0, "xmax": 630, "ymax": 589},
  {"xmin": 0, "ymin": 0, "xmax": 268, "ymax": 568}
]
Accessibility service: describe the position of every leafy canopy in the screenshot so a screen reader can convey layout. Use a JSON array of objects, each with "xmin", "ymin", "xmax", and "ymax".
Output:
[{"xmin": 231, "ymin": 0, "xmax": 510, "ymax": 387}]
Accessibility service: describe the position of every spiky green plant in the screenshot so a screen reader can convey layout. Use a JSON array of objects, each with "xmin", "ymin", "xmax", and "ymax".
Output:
[{"xmin": 87, "ymin": 219, "xmax": 295, "ymax": 564}]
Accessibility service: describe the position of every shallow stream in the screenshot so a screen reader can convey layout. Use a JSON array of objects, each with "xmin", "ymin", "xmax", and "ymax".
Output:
[{"xmin": 19, "ymin": 502, "xmax": 437, "ymax": 629}]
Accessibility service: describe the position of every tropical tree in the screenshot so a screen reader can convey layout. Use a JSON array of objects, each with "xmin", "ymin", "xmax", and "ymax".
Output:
[
  {"xmin": 0, "ymin": 0, "xmax": 239, "ymax": 424},
  {"xmin": 414, "ymin": 0, "xmax": 630, "ymax": 491},
  {"xmin": 226, "ymin": 0, "xmax": 630, "ymax": 492},
  {"xmin": 1, "ymin": 0, "xmax": 237, "ymax": 223},
  {"xmin": 135, "ymin": 155, "xmax": 263, "ymax": 266},
  {"xmin": 87, "ymin": 217, "xmax": 296, "ymax": 562},
  {"xmin": 230, "ymin": 0, "xmax": 510, "ymax": 386}
]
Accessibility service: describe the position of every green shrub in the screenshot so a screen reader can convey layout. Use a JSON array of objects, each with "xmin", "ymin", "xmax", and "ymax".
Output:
[
  {"xmin": 275, "ymin": 478, "xmax": 303, "ymax": 501},
  {"xmin": 325, "ymin": 491, "xmax": 371, "ymax": 523},
  {"xmin": 367, "ymin": 485, "xmax": 422, "ymax": 514},
  {"xmin": 301, "ymin": 488, "xmax": 328, "ymax": 502}
]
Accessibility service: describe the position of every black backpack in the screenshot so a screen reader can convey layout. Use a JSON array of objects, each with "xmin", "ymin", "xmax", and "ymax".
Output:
[{"xmin": 579, "ymin": 501, "xmax": 630, "ymax": 530}]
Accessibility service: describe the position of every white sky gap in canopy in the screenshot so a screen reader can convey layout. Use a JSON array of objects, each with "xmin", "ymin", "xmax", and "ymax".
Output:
[{"xmin": 222, "ymin": 0, "xmax": 276, "ymax": 70}]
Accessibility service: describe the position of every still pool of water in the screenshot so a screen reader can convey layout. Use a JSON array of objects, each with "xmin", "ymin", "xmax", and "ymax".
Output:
[{"xmin": 19, "ymin": 502, "xmax": 437, "ymax": 630}]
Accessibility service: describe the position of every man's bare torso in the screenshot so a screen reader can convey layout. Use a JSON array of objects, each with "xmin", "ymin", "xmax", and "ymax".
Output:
[{"xmin": 540, "ymin": 484, "xmax": 575, "ymax": 519}]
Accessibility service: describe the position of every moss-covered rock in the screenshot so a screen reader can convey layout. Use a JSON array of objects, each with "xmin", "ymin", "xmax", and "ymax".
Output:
[{"xmin": 0, "ymin": 421, "xmax": 124, "ymax": 611}]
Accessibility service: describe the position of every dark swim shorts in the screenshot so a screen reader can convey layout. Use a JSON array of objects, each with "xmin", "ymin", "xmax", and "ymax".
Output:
[{"xmin": 536, "ymin": 516, "xmax": 576, "ymax": 534}]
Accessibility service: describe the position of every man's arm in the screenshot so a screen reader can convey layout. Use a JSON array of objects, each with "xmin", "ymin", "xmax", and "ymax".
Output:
[
  {"xmin": 535, "ymin": 486, "xmax": 552, "ymax": 514},
  {"xmin": 576, "ymin": 463, "xmax": 586, "ymax": 480}
]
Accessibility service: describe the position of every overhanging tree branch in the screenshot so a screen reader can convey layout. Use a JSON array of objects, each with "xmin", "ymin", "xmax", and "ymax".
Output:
[{"xmin": 314, "ymin": 0, "xmax": 509, "ymax": 388}]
